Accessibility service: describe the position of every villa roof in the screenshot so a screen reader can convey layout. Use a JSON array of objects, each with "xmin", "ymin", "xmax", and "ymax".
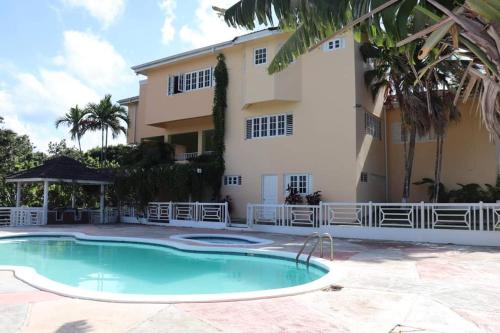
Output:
[
  {"xmin": 116, "ymin": 96, "xmax": 139, "ymax": 105},
  {"xmin": 6, "ymin": 156, "xmax": 113, "ymax": 184},
  {"xmin": 131, "ymin": 28, "xmax": 281, "ymax": 74}
]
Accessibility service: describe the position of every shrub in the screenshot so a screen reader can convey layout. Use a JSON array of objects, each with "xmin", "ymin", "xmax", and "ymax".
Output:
[
  {"xmin": 305, "ymin": 191, "xmax": 322, "ymax": 205},
  {"xmin": 285, "ymin": 185, "xmax": 303, "ymax": 205}
]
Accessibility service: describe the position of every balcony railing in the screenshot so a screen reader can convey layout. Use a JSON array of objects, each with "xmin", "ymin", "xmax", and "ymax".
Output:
[{"xmin": 175, "ymin": 151, "xmax": 214, "ymax": 161}]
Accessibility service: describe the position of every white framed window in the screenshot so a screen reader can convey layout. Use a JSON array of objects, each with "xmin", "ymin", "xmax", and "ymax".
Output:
[
  {"xmin": 254, "ymin": 47, "xmax": 267, "ymax": 65},
  {"xmin": 285, "ymin": 174, "xmax": 312, "ymax": 195},
  {"xmin": 245, "ymin": 114, "xmax": 293, "ymax": 139},
  {"xmin": 391, "ymin": 122, "xmax": 437, "ymax": 144},
  {"xmin": 224, "ymin": 175, "xmax": 242, "ymax": 186},
  {"xmin": 167, "ymin": 68, "xmax": 212, "ymax": 95},
  {"xmin": 323, "ymin": 38, "xmax": 345, "ymax": 52},
  {"xmin": 365, "ymin": 112, "xmax": 381, "ymax": 139},
  {"xmin": 184, "ymin": 72, "xmax": 193, "ymax": 92}
]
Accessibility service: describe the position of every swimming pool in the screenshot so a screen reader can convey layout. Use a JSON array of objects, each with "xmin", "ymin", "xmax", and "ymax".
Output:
[
  {"xmin": 170, "ymin": 233, "xmax": 273, "ymax": 245},
  {"xmin": 0, "ymin": 233, "xmax": 336, "ymax": 303}
]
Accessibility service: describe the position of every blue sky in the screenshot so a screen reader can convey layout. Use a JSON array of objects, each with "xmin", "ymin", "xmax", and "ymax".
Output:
[{"xmin": 0, "ymin": 0, "xmax": 247, "ymax": 151}]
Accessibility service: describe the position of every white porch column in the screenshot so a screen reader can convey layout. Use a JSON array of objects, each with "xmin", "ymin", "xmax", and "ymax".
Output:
[
  {"xmin": 43, "ymin": 180, "xmax": 49, "ymax": 224},
  {"xmin": 16, "ymin": 182, "xmax": 22, "ymax": 207},
  {"xmin": 100, "ymin": 184, "xmax": 105, "ymax": 223},
  {"xmin": 197, "ymin": 130, "xmax": 203, "ymax": 155}
]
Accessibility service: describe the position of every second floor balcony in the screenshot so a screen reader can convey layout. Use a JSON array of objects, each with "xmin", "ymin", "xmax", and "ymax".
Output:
[{"xmin": 170, "ymin": 130, "xmax": 215, "ymax": 162}]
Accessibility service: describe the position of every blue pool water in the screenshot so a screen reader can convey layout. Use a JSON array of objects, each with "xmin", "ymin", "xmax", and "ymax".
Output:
[{"xmin": 0, "ymin": 236, "xmax": 327, "ymax": 295}]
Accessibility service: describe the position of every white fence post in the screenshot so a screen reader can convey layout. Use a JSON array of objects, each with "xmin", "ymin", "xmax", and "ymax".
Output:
[
  {"xmin": 368, "ymin": 201, "xmax": 373, "ymax": 227},
  {"xmin": 169, "ymin": 201, "xmax": 173, "ymax": 222},
  {"xmin": 479, "ymin": 201, "xmax": 483, "ymax": 231},
  {"xmin": 224, "ymin": 202, "xmax": 229, "ymax": 226},
  {"xmin": 319, "ymin": 201, "xmax": 323, "ymax": 229},
  {"xmin": 246, "ymin": 204, "xmax": 251, "ymax": 226},
  {"xmin": 420, "ymin": 201, "xmax": 425, "ymax": 229}
]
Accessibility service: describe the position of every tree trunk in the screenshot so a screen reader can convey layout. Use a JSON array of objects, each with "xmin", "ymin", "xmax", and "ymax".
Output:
[
  {"xmin": 100, "ymin": 127, "xmax": 104, "ymax": 166},
  {"xmin": 402, "ymin": 125, "xmax": 417, "ymax": 203},
  {"xmin": 77, "ymin": 135, "xmax": 82, "ymax": 153},
  {"xmin": 433, "ymin": 135, "xmax": 444, "ymax": 203},
  {"xmin": 105, "ymin": 127, "xmax": 108, "ymax": 163}
]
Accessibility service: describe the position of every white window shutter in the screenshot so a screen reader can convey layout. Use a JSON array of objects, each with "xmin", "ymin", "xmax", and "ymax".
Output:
[
  {"xmin": 286, "ymin": 114, "xmax": 293, "ymax": 136},
  {"xmin": 245, "ymin": 119, "xmax": 252, "ymax": 139},
  {"xmin": 237, "ymin": 176, "xmax": 242, "ymax": 185},
  {"xmin": 167, "ymin": 76, "xmax": 174, "ymax": 96},
  {"xmin": 211, "ymin": 67, "xmax": 215, "ymax": 87}
]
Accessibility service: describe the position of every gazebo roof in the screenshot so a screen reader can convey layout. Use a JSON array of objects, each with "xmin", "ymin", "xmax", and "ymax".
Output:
[{"xmin": 6, "ymin": 156, "xmax": 113, "ymax": 184}]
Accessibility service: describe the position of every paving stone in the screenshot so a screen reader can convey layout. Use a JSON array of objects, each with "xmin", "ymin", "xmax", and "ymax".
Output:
[
  {"xmin": 0, "ymin": 304, "xmax": 29, "ymax": 333},
  {"xmin": 0, "ymin": 225, "xmax": 498, "ymax": 333},
  {"xmin": 0, "ymin": 272, "xmax": 38, "ymax": 293},
  {"xmin": 127, "ymin": 305, "xmax": 220, "ymax": 333}
]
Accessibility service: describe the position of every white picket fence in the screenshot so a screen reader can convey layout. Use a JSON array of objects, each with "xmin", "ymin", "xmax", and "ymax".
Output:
[
  {"xmin": 0, "ymin": 207, "xmax": 119, "ymax": 226},
  {"xmin": 8, "ymin": 207, "xmax": 46, "ymax": 226},
  {"xmin": 247, "ymin": 202, "xmax": 500, "ymax": 246},
  {"xmin": 122, "ymin": 202, "xmax": 229, "ymax": 229},
  {"xmin": 0, "ymin": 207, "xmax": 14, "ymax": 226}
]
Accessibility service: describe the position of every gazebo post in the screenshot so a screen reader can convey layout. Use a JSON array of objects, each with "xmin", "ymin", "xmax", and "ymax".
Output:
[
  {"xmin": 15, "ymin": 182, "xmax": 21, "ymax": 207},
  {"xmin": 43, "ymin": 180, "xmax": 49, "ymax": 224},
  {"xmin": 71, "ymin": 183, "xmax": 76, "ymax": 208},
  {"xmin": 100, "ymin": 184, "xmax": 105, "ymax": 223}
]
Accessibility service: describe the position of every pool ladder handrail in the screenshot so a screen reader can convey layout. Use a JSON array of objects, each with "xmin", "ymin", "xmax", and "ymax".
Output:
[{"xmin": 295, "ymin": 232, "xmax": 334, "ymax": 265}]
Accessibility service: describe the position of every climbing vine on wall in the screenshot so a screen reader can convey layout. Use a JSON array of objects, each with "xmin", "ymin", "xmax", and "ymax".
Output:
[{"xmin": 211, "ymin": 53, "xmax": 228, "ymax": 199}]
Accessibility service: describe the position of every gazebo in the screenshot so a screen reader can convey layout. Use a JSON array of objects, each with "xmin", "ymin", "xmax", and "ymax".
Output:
[{"xmin": 5, "ymin": 156, "xmax": 113, "ymax": 225}]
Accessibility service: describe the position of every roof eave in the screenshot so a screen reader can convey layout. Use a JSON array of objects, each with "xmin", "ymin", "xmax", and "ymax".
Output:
[
  {"xmin": 5, "ymin": 178, "xmax": 113, "ymax": 185},
  {"xmin": 131, "ymin": 28, "xmax": 283, "ymax": 74}
]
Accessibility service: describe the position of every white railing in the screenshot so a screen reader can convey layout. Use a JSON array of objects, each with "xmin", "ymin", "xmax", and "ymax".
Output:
[
  {"xmin": 146, "ymin": 202, "xmax": 228, "ymax": 226},
  {"xmin": 0, "ymin": 207, "xmax": 13, "ymax": 226},
  {"xmin": 321, "ymin": 202, "xmax": 500, "ymax": 231},
  {"xmin": 86, "ymin": 208, "xmax": 119, "ymax": 224},
  {"xmin": 175, "ymin": 152, "xmax": 199, "ymax": 161},
  {"xmin": 247, "ymin": 204, "xmax": 321, "ymax": 228},
  {"xmin": 247, "ymin": 202, "xmax": 500, "ymax": 232},
  {"xmin": 9, "ymin": 207, "xmax": 46, "ymax": 226},
  {"xmin": 120, "ymin": 206, "xmax": 136, "ymax": 218},
  {"xmin": 247, "ymin": 202, "xmax": 500, "ymax": 246}
]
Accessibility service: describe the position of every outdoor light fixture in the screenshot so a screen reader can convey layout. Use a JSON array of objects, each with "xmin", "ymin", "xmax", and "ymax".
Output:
[{"xmin": 196, "ymin": 168, "xmax": 202, "ymax": 174}]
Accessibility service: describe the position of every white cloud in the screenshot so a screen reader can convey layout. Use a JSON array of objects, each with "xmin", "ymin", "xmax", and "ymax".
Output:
[
  {"xmin": 0, "ymin": 31, "xmax": 133, "ymax": 152},
  {"xmin": 63, "ymin": 0, "xmax": 124, "ymax": 28},
  {"xmin": 179, "ymin": 0, "xmax": 248, "ymax": 48},
  {"xmin": 160, "ymin": 0, "xmax": 176, "ymax": 44},
  {"xmin": 55, "ymin": 31, "xmax": 134, "ymax": 89}
]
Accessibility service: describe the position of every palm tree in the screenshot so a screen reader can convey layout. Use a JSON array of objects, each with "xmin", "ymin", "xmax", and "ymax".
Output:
[
  {"xmin": 216, "ymin": 0, "xmax": 499, "ymax": 137},
  {"xmin": 85, "ymin": 95, "xmax": 128, "ymax": 164},
  {"xmin": 55, "ymin": 105, "xmax": 88, "ymax": 152},
  {"xmin": 361, "ymin": 44, "xmax": 431, "ymax": 202}
]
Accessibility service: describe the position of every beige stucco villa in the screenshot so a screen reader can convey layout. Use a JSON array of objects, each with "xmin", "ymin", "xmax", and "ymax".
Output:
[{"xmin": 119, "ymin": 28, "xmax": 499, "ymax": 219}]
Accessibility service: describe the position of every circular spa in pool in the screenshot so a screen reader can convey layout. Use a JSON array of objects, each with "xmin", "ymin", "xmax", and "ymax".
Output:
[
  {"xmin": 170, "ymin": 233, "xmax": 273, "ymax": 245},
  {"xmin": 0, "ymin": 233, "xmax": 334, "ymax": 302}
]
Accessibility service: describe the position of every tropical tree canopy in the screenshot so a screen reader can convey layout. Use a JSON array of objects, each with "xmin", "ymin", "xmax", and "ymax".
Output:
[
  {"xmin": 217, "ymin": 0, "xmax": 499, "ymax": 136},
  {"xmin": 85, "ymin": 94, "xmax": 128, "ymax": 164},
  {"xmin": 55, "ymin": 105, "xmax": 88, "ymax": 151}
]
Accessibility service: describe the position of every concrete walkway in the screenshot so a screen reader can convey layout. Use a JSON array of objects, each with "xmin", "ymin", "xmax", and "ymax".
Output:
[{"xmin": 0, "ymin": 224, "xmax": 499, "ymax": 333}]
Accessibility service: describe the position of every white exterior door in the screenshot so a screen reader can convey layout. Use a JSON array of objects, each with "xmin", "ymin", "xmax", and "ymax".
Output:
[
  {"xmin": 262, "ymin": 175, "xmax": 278, "ymax": 220},
  {"xmin": 262, "ymin": 175, "xmax": 278, "ymax": 205}
]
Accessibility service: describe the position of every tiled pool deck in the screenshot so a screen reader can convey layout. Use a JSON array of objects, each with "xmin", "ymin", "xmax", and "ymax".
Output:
[{"xmin": 0, "ymin": 224, "xmax": 499, "ymax": 333}]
